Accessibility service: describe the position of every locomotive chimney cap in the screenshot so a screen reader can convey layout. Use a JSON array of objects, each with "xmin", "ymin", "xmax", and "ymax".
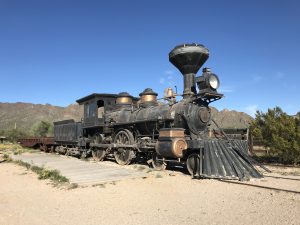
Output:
[
  {"xmin": 139, "ymin": 88, "xmax": 158, "ymax": 97},
  {"xmin": 169, "ymin": 43, "xmax": 209, "ymax": 75}
]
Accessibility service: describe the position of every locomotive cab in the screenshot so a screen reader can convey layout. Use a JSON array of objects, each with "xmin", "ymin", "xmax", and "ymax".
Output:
[{"xmin": 76, "ymin": 93, "xmax": 119, "ymax": 128}]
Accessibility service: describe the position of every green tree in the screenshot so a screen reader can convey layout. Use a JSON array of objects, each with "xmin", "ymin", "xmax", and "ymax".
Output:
[
  {"xmin": 33, "ymin": 121, "xmax": 51, "ymax": 137},
  {"xmin": 250, "ymin": 107, "xmax": 300, "ymax": 164},
  {"xmin": 47, "ymin": 122, "xmax": 54, "ymax": 136}
]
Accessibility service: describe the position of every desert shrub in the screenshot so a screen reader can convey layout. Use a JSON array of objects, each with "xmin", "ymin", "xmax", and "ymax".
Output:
[
  {"xmin": 250, "ymin": 107, "xmax": 300, "ymax": 164},
  {"xmin": 32, "ymin": 121, "xmax": 51, "ymax": 137}
]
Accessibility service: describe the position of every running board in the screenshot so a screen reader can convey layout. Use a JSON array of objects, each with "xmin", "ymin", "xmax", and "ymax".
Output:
[{"xmin": 194, "ymin": 139, "xmax": 263, "ymax": 180}]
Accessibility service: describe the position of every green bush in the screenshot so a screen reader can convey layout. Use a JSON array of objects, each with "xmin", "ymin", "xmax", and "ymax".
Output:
[
  {"xmin": 32, "ymin": 121, "xmax": 51, "ymax": 137},
  {"xmin": 250, "ymin": 107, "xmax": 300, "ymax": 164}
]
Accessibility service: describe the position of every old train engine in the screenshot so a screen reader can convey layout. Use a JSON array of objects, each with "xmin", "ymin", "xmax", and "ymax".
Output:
[{"xmin": 53, "ymin": 43, "xmax": 262, "ymax": 179}]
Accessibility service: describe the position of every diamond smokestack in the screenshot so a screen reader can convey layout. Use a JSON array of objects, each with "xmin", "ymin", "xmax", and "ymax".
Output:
[{"xmin": 169, "ymin": 44, "xmax": 209, "ymax": 98}]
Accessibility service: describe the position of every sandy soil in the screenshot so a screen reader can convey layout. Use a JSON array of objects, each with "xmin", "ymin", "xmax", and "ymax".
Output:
[{"xmin": 0, "ymin": 162, "xmax": 300, "ymax": 225}]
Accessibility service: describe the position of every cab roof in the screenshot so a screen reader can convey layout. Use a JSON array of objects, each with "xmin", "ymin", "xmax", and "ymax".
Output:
[
  {"xmin": 76, "ymin": 93, "xmax": 118, "ymax": 104},
  {"xmin": 76, "ymin": 93, "xmax": 139, "ymax": 104}
]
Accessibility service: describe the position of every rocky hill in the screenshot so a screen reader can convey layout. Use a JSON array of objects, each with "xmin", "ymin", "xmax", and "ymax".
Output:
[
  {"xmin": 0, "ymin": 102, "xmax": 252, "ymax": 133},
  {"xmin": 0, "ymin": 102, "xmax": 83, "ymax": 132},
  {"xmin": 210, "ymin": 107, "xmax": 253, "ymax": 129}
]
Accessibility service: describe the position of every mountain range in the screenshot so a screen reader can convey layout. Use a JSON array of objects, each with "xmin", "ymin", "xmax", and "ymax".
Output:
[{"xmin": 0, "ymin": 102, "xmax": 253, "ymax": 133}]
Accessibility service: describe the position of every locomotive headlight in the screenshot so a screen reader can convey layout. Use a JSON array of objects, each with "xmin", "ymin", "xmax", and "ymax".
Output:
[
  {"xmin": 196, "ymin": 68, "xmax": 221, "ymax": 94},
  {"xmin": 208, "ymin": 74, "xmax": 219, "ymax": 90}
]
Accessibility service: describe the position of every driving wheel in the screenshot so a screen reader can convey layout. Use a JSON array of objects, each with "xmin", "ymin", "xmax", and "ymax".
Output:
[
  {"xmin": 113, "ymin": 129, "xmax": 135, "ymax": 165},
  {"xmin": 91, "ymin": 134, "xmax": 107, "ymax": 161}
]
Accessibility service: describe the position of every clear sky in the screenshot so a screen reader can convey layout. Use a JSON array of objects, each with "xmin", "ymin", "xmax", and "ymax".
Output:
[{"xmin": 0, "ymin": 0, "xmax": 299, "ymax": 116}]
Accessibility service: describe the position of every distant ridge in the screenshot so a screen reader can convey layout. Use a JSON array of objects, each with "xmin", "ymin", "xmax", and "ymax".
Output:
[
  {"xmin": 210, "ymin": 107, "xmax": 253, "ymax": 129},
  {"xmin": 0, "ymin": 102, "xmax": 83, "ymax": 132},
  {"xmin": 0, "ymin": 102, "xmax": 252, "ymax": 133}
]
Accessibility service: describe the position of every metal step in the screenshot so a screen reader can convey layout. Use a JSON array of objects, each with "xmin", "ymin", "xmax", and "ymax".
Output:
[{"xmin": 196, "ymin": 139, "xmax": 262, "ymax": 180}]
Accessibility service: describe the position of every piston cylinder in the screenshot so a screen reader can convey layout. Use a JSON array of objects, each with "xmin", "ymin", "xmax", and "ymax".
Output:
[{"xmin": 155, "ymin": 128, "xmax": 187, "ymax": 158}]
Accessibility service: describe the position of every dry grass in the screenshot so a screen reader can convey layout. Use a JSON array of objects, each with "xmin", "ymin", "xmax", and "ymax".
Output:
[
  {"xmin": 14, "ymin": 160, "xmax": 69, "ymax": 184},
  {"xmin": 2, "ymin": 153, "xmax": 11, "ymax": 162},
  {"xmin": 0, "ymin": 143, "xmax": 32, "ymax": 155},
  {"xmin": 1, "ymin": 151, "xmax": 73, "ymax": 188},
  {"xmin": 2, "ymin": 155, "xmax": 70, "ymax": 185}
]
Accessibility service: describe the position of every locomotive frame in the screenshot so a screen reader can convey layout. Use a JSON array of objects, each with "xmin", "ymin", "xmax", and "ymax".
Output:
[{"xmin": 48, "ymin": 43, "xmax": 264, "ymax": 180}]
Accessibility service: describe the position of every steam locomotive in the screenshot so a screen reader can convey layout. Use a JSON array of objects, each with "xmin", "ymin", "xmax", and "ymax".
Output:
[{"xmin": 52, "ymin": 43, "xmax": 262, "ymax": 180}]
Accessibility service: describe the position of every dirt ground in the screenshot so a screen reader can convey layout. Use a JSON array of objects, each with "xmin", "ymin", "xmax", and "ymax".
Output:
[{"xmin": 0, "ymin": 162, "xmax": 300, "ymax": 225}]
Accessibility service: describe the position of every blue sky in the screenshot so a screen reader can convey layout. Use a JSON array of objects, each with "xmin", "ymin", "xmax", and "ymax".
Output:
[{"xmin": 0, "ymin": 0, "xmax": 299, "ymax": 116}]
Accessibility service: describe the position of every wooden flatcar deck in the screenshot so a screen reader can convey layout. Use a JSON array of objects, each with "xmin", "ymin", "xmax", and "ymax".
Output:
[{"xmin": 11, "ymin": 153, "xmax": 147, "ymax": 185}]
